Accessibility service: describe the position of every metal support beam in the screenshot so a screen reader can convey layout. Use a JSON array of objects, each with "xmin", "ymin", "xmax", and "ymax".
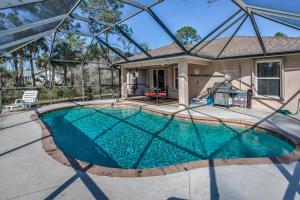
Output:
[
  {"xmin": 91, "ymin": 0, "xmax": 163, "ymax": 38},
  {"xmin": 52, "ymin": 0, "xmax": 83, "ymax": 33},
  {"xmin": 0, "ymin": 69, "xmax": 2, "ymax": 114},
  {"xmin": 70, "ymin": 14, "xmax": 90, "ymax": 23},
  {"xmin": 81, "ymin": 37, "xmax": 95, "ymax": 64},
  {"xmin": 111, "ymin": 65, "xmax": 114, "ymax": 98},
  {"xmin": 216, "ymin": 50, "xmax": 300, "ymax": 60},
  {"xmin": 0, "ymin": 0, "xmax": 45, "ymax": 9},
  {"xmin": 253, "ymin": 12, "xmax": 300, "ymax": 31},
  {"xmin": 98, "ymin": 41, "xmax": 113, "ymax": 66},
  {"xmin": 190, "ymin": 9, "xmax": 242, "ymax": 52},
  {"xmin": 231, "ymin": 0, "xmax": 267, "ymax": 55},
  {"xmin": 250, "ymin": 9, "xmax": 300, "ymax": 22},
  {"xmin": 249, "ymin": 12, "xmax": 267, "ymax": 55},
  {"xmin": 81, "ymin": 61, "xmax": 85, "ymax": 100},
  {"xmin": 8, "ymin": 35, "xmax": 43, "ymax": 54},
  {"xmin": 95, "ymin": 37, "xmax": 129, "ymax": 62},
  {"xmin": 247, "ymin": 5, "xmax": 300, "ymax": 18},
  {"xmin": 147, "ymin": 7, "xmax": 188, "ymax": 53},
  {"xmin": 217, "ymin": 16, "xmax": 248, "ymax": 58},
  {"xmin": 71, "ymin": 14, "xmax": 114, "ymax": 27},
  {"xmin": 117, "ymin": 0, "xmax": 147, "ymax": 10},
  {"xmin": 98, "ymin": 61, "xmax": 102, "ymax": 99},
  {"xmin": 115, "ymin": 25, "xmax": 152, "ymax": 57},
  {"xmin": 49, "ymin": 31, "xmax": 57, "ymax": 59},
  {"xmin": 50, "ymin": 59, "xmax": 101, "ymax": 64},
  {"xmin": 58, "ymin": 29, "xmax": 94, "ymax": 38},
  {"xmin": 93, "ymin": 10, "xmax": 143, "ymax": 37},
  {"xmin": 88, "ymin": 13, "xmax": 152, "ymax": 58},
  {"xmin": 231, "ymin": 0, "xmax": 248, "ymax": 13},
  {"xmin": 0, "ymin": 14, "xmax": 67, "ymax": 38},
  {"xmin": 88, "ymin": 16, "xmax": 114, "ymax": 27}
]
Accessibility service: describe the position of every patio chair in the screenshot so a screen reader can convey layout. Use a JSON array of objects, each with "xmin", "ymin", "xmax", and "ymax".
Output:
[
  {"xmin": 157, "ymin": 86, "xmax": 168, "ymax": 102},
  {"xmin": 5, "ymin": 90, "xmax": 38, "ymax": 111},
  {"xmin": 144, "ymin": 86, "xmax": 157, "ymax": 100}
]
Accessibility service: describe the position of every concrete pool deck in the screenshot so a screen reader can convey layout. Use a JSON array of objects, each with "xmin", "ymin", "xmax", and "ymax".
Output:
[{"xmin": 0, "ymin": 99, "xmax": 300, "ymax": 200}]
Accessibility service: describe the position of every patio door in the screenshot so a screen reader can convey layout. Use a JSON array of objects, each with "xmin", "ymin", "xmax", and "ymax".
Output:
[{"xmin": 151, "ymin": 69, "xmax": 165, "ymax": 88}]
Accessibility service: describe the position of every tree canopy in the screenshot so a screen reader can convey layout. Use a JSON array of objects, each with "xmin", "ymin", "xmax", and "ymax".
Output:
[
  {"xmin": 175, "ymin": 26, "xmax": 201, "ymax": 45},
  {"xmin": 274, "ymin": 32, "xmax": 287, "ymax": 37}
]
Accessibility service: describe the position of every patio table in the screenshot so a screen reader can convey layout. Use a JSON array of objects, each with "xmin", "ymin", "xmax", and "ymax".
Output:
[{"xmin": 153, "ymin": 88, "xmax": 162, "ymax": 102}]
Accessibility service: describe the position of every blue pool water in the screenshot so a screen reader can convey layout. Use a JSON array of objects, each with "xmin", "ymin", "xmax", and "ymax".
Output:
[{"xmin": 41, "ymin": 106, "xmax": 294, "ymax": 169}]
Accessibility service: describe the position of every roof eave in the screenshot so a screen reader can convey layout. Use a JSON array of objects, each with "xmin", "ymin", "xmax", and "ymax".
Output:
[{"xmin": 120, "ymin": 54, "xmax": 212, "ymax": 68}]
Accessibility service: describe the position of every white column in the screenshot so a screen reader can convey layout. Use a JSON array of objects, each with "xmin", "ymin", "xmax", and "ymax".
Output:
[
  {"xmin": 178, "ymin": 61, "xmax": 189, "ymax": 108},
  {"xmin": 121, "ymin": 68, "xmax": 128, "ymax": 99}
]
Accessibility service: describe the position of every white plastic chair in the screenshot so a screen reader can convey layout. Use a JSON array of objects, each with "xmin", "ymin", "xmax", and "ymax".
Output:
[{"xmin": 5, "ymin": 90, "xmax": 38, "ymax": 111}]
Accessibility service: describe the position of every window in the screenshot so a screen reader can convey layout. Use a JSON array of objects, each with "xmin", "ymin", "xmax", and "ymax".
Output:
[
  {"xmin": 256, "ymin": 61, "xmax": 281, "ymax": 97},
  {"xmin": 174, "ymin": 67, "xmax": 178, "ymax": 90}
]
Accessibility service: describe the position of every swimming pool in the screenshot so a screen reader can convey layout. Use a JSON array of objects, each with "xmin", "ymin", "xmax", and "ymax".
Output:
[{"xmin": 41, "ymin": 106, "xmax": 294, "ymax": 169}]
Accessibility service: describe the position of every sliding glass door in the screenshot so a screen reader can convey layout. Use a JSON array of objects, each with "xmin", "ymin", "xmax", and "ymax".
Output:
[{"xmin": 151, "ymin": 69, "xmax": 165, "ymax": 88}]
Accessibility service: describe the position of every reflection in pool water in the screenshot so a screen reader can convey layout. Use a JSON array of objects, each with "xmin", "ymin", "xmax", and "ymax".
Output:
[{"xmin": 42, "ymin": 107, "xmax": 294, "ymax": 169}]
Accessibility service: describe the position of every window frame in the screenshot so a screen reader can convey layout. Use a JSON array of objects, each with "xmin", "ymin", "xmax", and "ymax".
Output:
[{"xmin": 255, "ymin": 59, "xmax": 282, "ymax": 99}]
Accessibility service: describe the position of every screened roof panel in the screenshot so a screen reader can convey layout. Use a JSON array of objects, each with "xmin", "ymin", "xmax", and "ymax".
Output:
[
  {"xmin": 0, "ymin": 0, "xmax": 77, "ymax": 30},
  {"xmin": 218, "ymin": 17, "xmax": 263, "ymax": 58},
  {"xmin": 108, "ymin": 49, "xmax": 126, "ymax": 63},
  {"xmin": 98, "ymin": 27, "xmax": 147, "ymax": 61},
  {"xmin": 85, "ymin": 38, "xmax": 101, "ymax": 61},
  {"xmin": 119, "ymin": 10, "xmax": 182, "ymax": 57},
  {"xmin": 151, "ymin": 0, "xmax": 240, "ymax": 47},
  {"xmin": 134, "ymin": 0, "xmax": 158, "ymax": 6},
  {"xmin": 0, "ymin": 32, "xmax": 53, "ymax": 58},
  {"xmin": 194, "ymin": 15, "xmax": 247, "ymax": 58},
  {"xmin": 51, "ymin": 31, "xmax": 92, "ymax": 61},
  {"xmin": 0, "ymin": 21, "xmax": 58, "ymax": 46},
  {"xmin": 253, "ymin": 14, "xmax": 300, "ymax": 54},
  {"xmin": 60, "ymin": 18, "xmax": 103, "ymax": 37},
  {"xmin": 258, "ymin": 14, "xmax": 300, "ymax": 29},
  {"xmin": 84, "ymin": 38, "xmax": 125, "ymax": 63},
  {"xmin": 0, "ymin": 41, "xmax": 28, "ymax": 55},
  {"xmin": 242, "ymin": 0, "xmax": 300, "ymax": 14},
  {"xmin": 1, "ymin": 0, "xmax": 300, "ymax": 61},
  {"xmin": 72, "ymin": 0, "xmax": 141, "ymax": 25},
  {"xmin": 85, "ymin": 40, "xmax": 118, "ymax": 62}
]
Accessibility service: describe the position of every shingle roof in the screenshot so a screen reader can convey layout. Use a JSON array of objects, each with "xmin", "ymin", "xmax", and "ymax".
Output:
[{"xmin": 128, "ymin": 36, "xmax": 300, "ymax": 61}]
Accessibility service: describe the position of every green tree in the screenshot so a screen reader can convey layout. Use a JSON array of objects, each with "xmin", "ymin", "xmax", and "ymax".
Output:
[
  {"xmin": 17, "ymin": 48, "xmax": 25, "ymax": 86},
  {"xmin": 175, "ymin": 26, "xmax": 201, "ymax": 45},
  {"xmin": 11, "ymin": 51, "xmax": 19, "ymax": 85},
  {"xmin": 26, "ymin": 37, "xmax": 49, "ymax": 86},
  {"xmin": 275, "ymin": 32, "xmax": 287, "ymax": 37},
  {"xmin": 52, "ymin": 34, "xmax": 86, "ymax": 85},
  {"xmin": 35, "ymin": 54, "xmax": 50, "ymax": 86},
  {"xmin": 117, "ymin": 24, "xmax": 134, "ymax": 57},
  {"xmin": 139, "ymin": 42, "xmax": 151, "ymax": 52},
  {"xmin": 79, "ymin": 0, "xmax": 125, "ymax": 58}
]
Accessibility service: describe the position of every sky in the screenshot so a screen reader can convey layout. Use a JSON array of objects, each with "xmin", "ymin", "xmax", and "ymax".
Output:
[
  {"xmin": 52, "ymin": 0, "xmax": 300, "ymax": 51},
  {"xmin": 119, "ymin": 0, "xmax": 300, "ymax": 49},
  {"xmin": 2, "ymin": 0, "xmax": 300, "ymax": 70}
]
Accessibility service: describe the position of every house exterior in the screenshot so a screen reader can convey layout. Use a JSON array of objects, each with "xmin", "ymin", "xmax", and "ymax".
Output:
[
  {"xmin": 120, "ymin": 36, "xmax": 300, "ymax": 112},
  {"xmin": 23, "ymin": 69, "xmax": 63, "ymax": 85}
]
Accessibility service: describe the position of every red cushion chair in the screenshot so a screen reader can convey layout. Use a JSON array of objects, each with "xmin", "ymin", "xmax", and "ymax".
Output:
[{"xmin": 144, "ymin": 91, "xmax": 157, "ymax": 97}]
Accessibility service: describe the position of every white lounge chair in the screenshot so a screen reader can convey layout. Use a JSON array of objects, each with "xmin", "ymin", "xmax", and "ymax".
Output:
[{"xmin": 5, "ymin": 90, "xmax": 38, "ymax": 111}]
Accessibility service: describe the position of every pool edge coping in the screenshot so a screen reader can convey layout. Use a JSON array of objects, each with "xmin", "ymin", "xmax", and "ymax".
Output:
[{"xmin": 33, "ymin": 101, "xmax": 300, "ymax": 177}]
